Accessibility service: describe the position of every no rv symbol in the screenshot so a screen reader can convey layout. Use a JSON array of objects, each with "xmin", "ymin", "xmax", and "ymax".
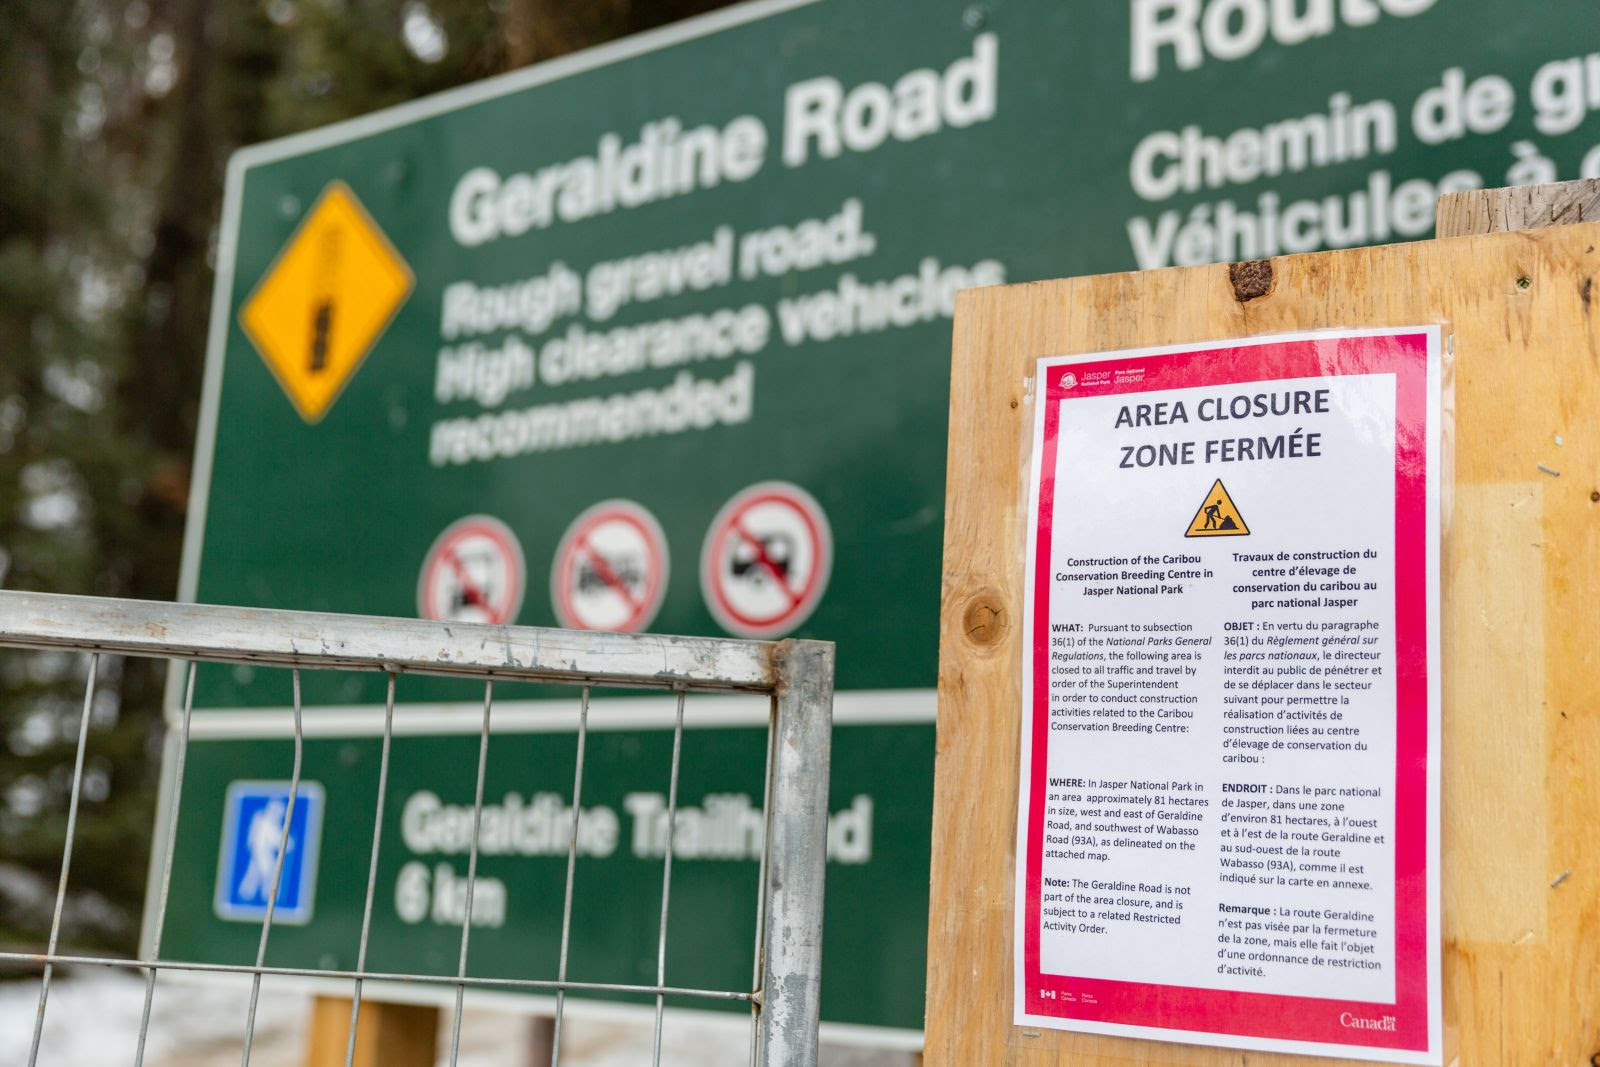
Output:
[
  {"xmin": 551, "ymin": 500, "xmax": 669, "ymax": 632},
  {"xmin": 700, "ymin": 482, "xmax": 832, "ymax": 639},
  {"xmin": 417, "ymin": 515, "xmax": 526, "ymax": 625}
]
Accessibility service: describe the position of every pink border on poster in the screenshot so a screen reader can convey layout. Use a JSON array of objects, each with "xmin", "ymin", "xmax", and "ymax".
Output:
[{"xmin": 1022, "ymin": 331, "xmax": 1431, "ymax": 1052}]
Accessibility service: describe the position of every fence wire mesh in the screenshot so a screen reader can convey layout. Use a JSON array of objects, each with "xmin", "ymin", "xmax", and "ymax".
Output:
[{"xmin": 0, "ymin": 591, "xmax": 833, "ymax": 1067}]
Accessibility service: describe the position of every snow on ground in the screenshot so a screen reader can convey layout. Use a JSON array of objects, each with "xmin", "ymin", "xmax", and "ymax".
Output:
[
  {"xmin": 1, "ymin": 969, "xmax": 305, "ymax": 1066},
  {"xmin": 0, "ymin": 970, "xmax": 916, "ymax": 1066}
]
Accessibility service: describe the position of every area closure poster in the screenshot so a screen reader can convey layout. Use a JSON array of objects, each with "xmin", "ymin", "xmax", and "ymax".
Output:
[{"xmin": 1015, "ymin": 329, "xmax": 1442, "ymax": 1062}]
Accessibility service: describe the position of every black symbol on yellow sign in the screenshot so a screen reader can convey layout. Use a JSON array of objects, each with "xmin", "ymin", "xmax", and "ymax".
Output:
[
  {"xmin": 309, "ymin": 300, "xmax": 333, "ymax": 374},
  {"xmin": 1185, "ymin": 479, "xmax": 1249, "ymax": 538},
  {"xmin": 239, "ymin": 181, "xmax": 412, "ymax": 423},
  {"xmin": 308, "ymin": 226, "xmax": 342, "ymax": 376}
]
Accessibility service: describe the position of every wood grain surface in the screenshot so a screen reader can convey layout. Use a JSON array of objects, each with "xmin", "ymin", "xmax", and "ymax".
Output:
[
  {"xmin": 927, "ymin": 224, "xmax": 1600, "ymax": 1066},
  {"xmin": 1436, "ymin": 178, "xmax": 1600, "ymax": 239},
  {"xmin": 304, "ymin": 996, "xmax": 439, "ymax": 1067}
]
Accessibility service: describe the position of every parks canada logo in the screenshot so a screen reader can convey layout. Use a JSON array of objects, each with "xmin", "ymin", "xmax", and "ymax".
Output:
[{"xmin": 1059, "ymin": 371, "xmax": 1077, "ymax": 389}]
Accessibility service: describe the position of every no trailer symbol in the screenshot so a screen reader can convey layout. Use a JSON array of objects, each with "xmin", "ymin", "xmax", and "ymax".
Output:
[
  {"xmin": 552, "ymin": 500, "xmax": 669, "ymax": 633},
  {"xmin": 701, "ymin": 482, "xmax": 832, "ymax": 639}
]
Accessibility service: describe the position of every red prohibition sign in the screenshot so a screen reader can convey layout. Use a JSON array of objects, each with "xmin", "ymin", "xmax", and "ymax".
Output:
[
  {"xmin": 416, "ymin": 515, "xmax": 526, "ymax": 625},
  {"xmin": 551, "ymin": 500, "xmax": 668, "ymax": 632},
  {"xmin": 700, "ymin": 482, "xmax": 832, "ymax": 639}
]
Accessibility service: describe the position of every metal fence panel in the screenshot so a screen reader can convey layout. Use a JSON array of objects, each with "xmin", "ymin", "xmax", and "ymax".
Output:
[{"xmin": 0, "ymin": 591, "xmax": 833, "ymax": 1067}]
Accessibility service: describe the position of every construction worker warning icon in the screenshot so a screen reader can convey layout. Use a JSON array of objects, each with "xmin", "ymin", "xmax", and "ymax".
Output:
[
  {"xmin": 1185, "ymin": 479, "xmax": 1250, "ymax": 537},
  {"xmin": 551, "ymin": 500, "xmax": 668, "ymax": 632},
  {"xmin": 417, "ymin": 515, "xmax": 526, "ymax": 625},
  {"xmin": 701, "ymin": 482, "xmax": 832, "ymax": 639}
]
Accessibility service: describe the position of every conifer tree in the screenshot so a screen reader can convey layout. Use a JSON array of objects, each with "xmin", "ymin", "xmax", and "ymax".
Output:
[{"xmin": 0, "ymin": 0, "xmax": 731, "ymax": 959}]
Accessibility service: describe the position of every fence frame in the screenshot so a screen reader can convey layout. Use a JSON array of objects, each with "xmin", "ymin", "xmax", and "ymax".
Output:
[{"xmin": 0, "ymin": 590, "xmax": 832, "ymax": 1067}]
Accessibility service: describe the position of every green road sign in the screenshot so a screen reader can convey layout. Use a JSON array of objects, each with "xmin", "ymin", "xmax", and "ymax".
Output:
[{"xmin": 156, "ymin": 0, "xmax": 1600, "ymax": 1042}]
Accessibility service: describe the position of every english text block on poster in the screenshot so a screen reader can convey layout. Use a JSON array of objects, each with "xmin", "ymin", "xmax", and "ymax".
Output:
[{"xmin": 1014, "ymin": 328, "xmax": 1443, "ymax": 1063}]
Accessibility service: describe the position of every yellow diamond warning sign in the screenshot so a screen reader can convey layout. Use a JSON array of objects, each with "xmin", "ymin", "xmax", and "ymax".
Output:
[
  {"xmin": 238, "ymin": 181, "xmax": 413, "ymax": 423},
  {"xmin": 1184, "ymin": 479, "xmax": 1249, "ymax": 537}
]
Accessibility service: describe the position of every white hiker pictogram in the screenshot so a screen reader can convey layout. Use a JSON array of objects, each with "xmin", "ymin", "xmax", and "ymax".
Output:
[{"xmin": 236, "ymin": 797, "xmax": 293, "ymax": 904}]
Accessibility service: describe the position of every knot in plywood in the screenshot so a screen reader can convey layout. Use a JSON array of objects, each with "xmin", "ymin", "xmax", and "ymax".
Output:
[
  {"xmin": 1229, "ymin": 259, "xmax": 1275, "ymax": 302},
  {"xmin": 961, "ymin": 593, "xmax": 1008, "ymax": 648}
]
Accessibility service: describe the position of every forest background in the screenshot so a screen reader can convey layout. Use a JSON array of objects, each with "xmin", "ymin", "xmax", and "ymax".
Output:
[{"xmin": 0, "ymin": 0, "xmax": 735, "ymax": 960}]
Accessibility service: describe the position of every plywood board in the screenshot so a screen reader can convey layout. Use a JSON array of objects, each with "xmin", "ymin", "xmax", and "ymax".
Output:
[
  {"xmin": 304, "ymin": 996, "xmax": 438, "ymax": 1067},
  {"xmin": 928, "ymin": 225, "xmax": 1600, "ymax": 1065},
  {"xmin": 1436, "ymin": 178, "xmax": 1600, "ymax": 239}
]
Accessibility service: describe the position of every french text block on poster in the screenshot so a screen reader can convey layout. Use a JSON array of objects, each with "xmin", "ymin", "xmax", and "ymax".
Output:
[{"xmin": 1015, "ymin": 328, "xmax": 1442, "ymax": 1063}]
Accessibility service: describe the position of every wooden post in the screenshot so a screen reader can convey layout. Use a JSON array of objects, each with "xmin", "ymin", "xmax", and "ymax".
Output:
[
  {"xmin": 525, "ymin": 1014, "xmax": 554, "ymax": 1067},
  {"xmin": 304, "ymin": 995, "xmax": 439, "ymax": 1067},
  {"xmin": 925, "ymin": 213, "xmax": 1600, "ymax": 1063},
  {"xmin": 1436, "ymin": 177, "xmax": 1600, "ymax": 238}
]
